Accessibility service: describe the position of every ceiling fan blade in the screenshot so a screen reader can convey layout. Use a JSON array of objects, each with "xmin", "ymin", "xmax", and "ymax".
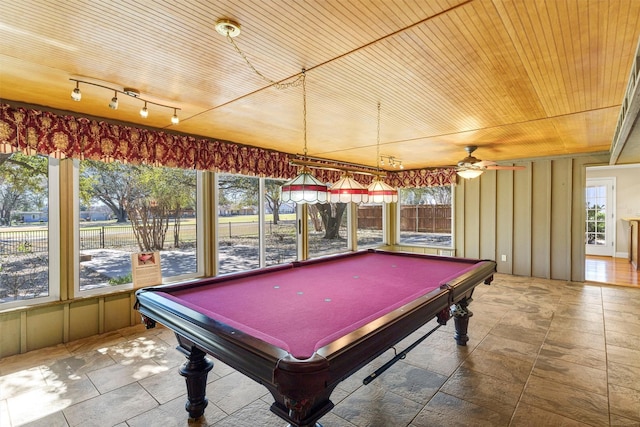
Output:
[
  {"xmin": 485, "ymin": 165, "xmax": 526, "ymax": 170},
  {"xmin": 473, "ymin": 160, "xmax": 495, "ymax": 168}
]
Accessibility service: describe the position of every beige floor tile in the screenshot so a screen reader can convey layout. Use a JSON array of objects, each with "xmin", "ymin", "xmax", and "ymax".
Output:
[
  {"xmin": 544, "ymin": 327, "xmax": 606, "ymax": 350},
  {"xmin": 0, "ymin": 366, "xmax": 46, "ymax": 400},
  {"xmin": 330, "ymin": 382, "xmax": 423, "ymax": 427},
  {"xmin": 42, "ymin": 351, "xmax": 116, "ymax": 382},
  {"xmin": 539, "ymin": 341, "xmax": 606, "ymax": 370},
  {"xmin": 607, "ymin": 344, "xmax": 640, "ymax": 368},
  {"xmin": 18, "ymin": 411, "xmax": 69, "ymax": 427},
  {"xmin": 440, "ymin": 365, "xmax": 523, "ymax": 415},
  {"xmin": 603, "ymin": 300, "xmax": 640, "ymax": 316},
  {"xmin": 87, "ymin": 357, "xmax": 167, "ymax": 394},
  {"xmin": 363, "ymin": 359, "xmax": 448, "ymax": 404},
  {"xmin": 495, "ymin": 310, "xmax": 553, "ymax": 333},
  {"xmin": 540, "ymin": 329, "xmax": 607, "ymax": 370},
  {"xmin": 609, "ymin": 361, "xmax": 640, "ymax": 391},
  {"xmin": 0, "ymin": 399, "xmax": 10, "ymax": 427},
  {"xmin": 0, "ymin": 344, "xmax": 69, "ymax": 376},
  {"xmin": 461, "ymin": 348, "xmax": 534, "ymax": 384},
  {"xmin": 605, "ymin": 319, "xmax": 640, "ymax": 337},
  {"xmin": 475, "ymin": 332, "xmax": 541, "ymax": 363},
  {"xmin": 401, "ymin": 341, "xmax": 468, "ymax": 377},
  {"xmin": 510, "ymin": 402, "xmax": 594, "ymax": 426},
  {"xmin": 314, "ymin": 411, "xmax": 359, "ymax": 427},
  {"xmin": 138, "ymin": 366, "xmax": 189, "ymax": 405},
  {"xmin": 606, "ymin": 329, "xmax": 640, "ymax": 351},
  {"xmin": 549, "ymin": 315, "xmax": 605, "ymax": 336},
  {"xmin": 555, "ymin": 301, "xmax": 604, "ymax": 317},
  {"xmin": 7, "ymin": 378, "xmax": 98, "ymax": 425},
  {"xmin": 609, "ymin": 413, "xmax": 640, "ymax": 426},
  {"xmin": 65, "ymin": 331, "xmax": 126, "ymax": 355},
  {"xmin": 410, "ymin": 391, "xmax": 510, "ymax": 427},
  {"xmin": 206, "ymin": 371, "xmax": 269, "ymax": 415},
  {"xmin": 531, "ymin": 355, "xmax": 607, "ymax": 395},
  {"xmin": 487, "ymin": 322, "xmax": 548, "ymax": 347},
  {"xmin": 609, "ymin": 383, "xmax": 640, "ymax": 422},
  {"xmin": 520, "ymin": 375, "xmax": 609, "ymax": 426},
  {"xmin": 126, "ymin": 393, "xmax": 227, "ymax": 427},
  {"xmin": 63, "ymin": 382, "xmax": 157, "ymax": 427}
]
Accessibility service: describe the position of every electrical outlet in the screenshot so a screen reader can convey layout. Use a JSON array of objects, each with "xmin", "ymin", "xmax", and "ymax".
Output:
[{"xmin": 501, "ymin": 254, "xmax": 507, "ymax": 262}]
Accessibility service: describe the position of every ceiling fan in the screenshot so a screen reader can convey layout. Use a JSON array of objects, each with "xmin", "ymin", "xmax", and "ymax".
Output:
[{"xmin": 456, "ymin": 146, "xmax": 525, "ymax": 179}]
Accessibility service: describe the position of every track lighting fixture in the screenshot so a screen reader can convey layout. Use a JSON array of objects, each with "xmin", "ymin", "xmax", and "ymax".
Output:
[
  {"xmin": 71, "ymin": 81, "xmax": 82, "ymax": 101},
  {"xmin": 140, "ymin": 102, "xmax": 148, "ymax": 118},
  {"xmin": 379, "ymin": 155, "xmax": 403, "ymax": 169},
  {"xmin": 109, "ymin": 91, "xmax": 118, "ymax": 110},
  {"xmin": 69, "ymin": 78, "xmax": 180, "ymax": 125},
  {"xmin": 367, "ymin": 103, "xmax": 398, "ymax": 203}
]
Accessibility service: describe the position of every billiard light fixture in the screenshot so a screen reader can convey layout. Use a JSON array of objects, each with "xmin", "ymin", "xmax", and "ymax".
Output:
[
  {"xmin": 69, "ymin": 78, "xmax": 181, "ymax": 125},
  {"xmin": 329, "ymin": 172, "xmax": 369, "ymax": 204},
  {"xmin": 280, "ymin": 70, "xmax": 329, "ymax": 205}
]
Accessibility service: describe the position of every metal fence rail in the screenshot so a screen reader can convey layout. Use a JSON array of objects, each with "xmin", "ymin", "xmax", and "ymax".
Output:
[{"xmin": 0, "ymin": 221, "xmax": 293, "ymax": 256}]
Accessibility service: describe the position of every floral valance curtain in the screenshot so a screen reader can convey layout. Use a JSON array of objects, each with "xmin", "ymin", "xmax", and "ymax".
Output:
[{"xmin": 0, "ymin": 104, "xmax": 456, "ymax": 187}]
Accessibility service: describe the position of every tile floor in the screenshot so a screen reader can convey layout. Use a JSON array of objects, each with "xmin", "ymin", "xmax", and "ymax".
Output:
[{"xmin": 1, "ymin": 274, "xmax": 640, "ymax": 427}]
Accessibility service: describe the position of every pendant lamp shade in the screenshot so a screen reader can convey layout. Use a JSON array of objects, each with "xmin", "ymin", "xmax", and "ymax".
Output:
[
  {"xmin": 367, "ymin": 176, "xmax": 398, "ymax": 203},
  {"xmin": 329, "ymin": 173, "xmax": 369, "ymax": 204},
  {"xmin": 280, "ymin": 167, "xmax": 329, "ymax": 204}
]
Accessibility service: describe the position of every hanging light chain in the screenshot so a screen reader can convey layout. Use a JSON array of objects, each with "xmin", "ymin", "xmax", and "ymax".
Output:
[
  {"xmin": 376, "ymin": 102, "xmax": 381, "ymax": 170},
  {"xmin": 302, "ymin": 70, "xmax": 307, "ymax": 157},
  {"xmin": 225, "ymin": 34, "xmax": 303, "ymax": 89}
]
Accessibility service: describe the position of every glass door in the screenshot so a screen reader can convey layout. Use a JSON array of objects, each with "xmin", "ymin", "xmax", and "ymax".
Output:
[{"xmin": 585, "ymin": 178, "xmax": 615, "ymax": 256}]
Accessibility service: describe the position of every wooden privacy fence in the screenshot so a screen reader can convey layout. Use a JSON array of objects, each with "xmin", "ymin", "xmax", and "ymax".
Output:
[{"xmin": 358, "ymin": 205, "xmax": 452, "ymax": 233}]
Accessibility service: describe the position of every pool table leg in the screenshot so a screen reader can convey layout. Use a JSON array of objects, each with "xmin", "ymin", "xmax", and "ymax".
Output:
[
  {"xmin": 452, "ymin": 297, "xmax": 473, "ymax": 346},
  {"xmin": 178, "ymin": 346, "xmax": 214, "ymax": 419}
]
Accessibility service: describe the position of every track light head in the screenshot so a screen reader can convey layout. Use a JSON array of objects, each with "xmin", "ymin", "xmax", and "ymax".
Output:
[
  {"xmin": 108, "ymin": 91, "xmax": 118, "ymax": 110},
  {"xmin": 71, "ymin": 81, "xmax": 81, "ymax": 101},
  {"xmin": 171, "ymin": 108, "xmax": 179, "ymax": 124},
  {"xmin": 140, "ymin": 102, "xmax": 149, "ymax": 118}
]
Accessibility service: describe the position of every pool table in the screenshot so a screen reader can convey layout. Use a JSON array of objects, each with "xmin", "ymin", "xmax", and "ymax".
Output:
[{"xmin": 134, "ymin": 249, "xmax": 496, "ymax": 427}]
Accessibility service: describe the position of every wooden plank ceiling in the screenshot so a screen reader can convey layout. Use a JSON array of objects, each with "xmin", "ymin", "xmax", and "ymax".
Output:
[{"xmin": 1, "ymin": 0, "xmax": 639, "ymax": 170}]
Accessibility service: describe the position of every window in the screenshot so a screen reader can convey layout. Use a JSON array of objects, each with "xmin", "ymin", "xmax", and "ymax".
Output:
[
  {"xmin": 308, "ymin": 203, "xmax": 349, "ymax": 258},
  {"xmin": 77, "ymin": 160, "xmax": 200, "ymax": 293},
  {"xmin": 0, "ymin": 154, "xmax": 59, "ymax": 308},
  {"xmin": 264, "ymin": 178, "xmax": 297, "ymax": 267},
  {"xmin": 357, "ymin": 204, "xmax": 384, "ymax": 249},
  {"xmin": 217, "ymin": 174, "xmax": 260, "ymax": 274},
  {"xmin": 398, "ymin": 186, "xmax": 453, "ymax": 247},
  {"xmin": 217, "ymin": 174, "xmax": 297, "ymax": 273}
]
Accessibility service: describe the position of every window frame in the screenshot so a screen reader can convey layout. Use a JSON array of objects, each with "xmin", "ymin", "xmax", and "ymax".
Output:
[
  {"xmin": 73, "ymin": 160, "xmax": 204, "ymax": 297},
  {"xmin": 395, "ymin": 185, "xmax": 455, "ymax": 250},
  {"xmin": 0, "ymin": 157, "xmax": 60, "ymax": 310}
]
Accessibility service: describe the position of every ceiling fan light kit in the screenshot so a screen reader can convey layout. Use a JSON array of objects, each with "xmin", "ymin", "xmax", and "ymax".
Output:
[{"xmin": 456, "ymin": 145, "xmax": 525, "ymax": 179}]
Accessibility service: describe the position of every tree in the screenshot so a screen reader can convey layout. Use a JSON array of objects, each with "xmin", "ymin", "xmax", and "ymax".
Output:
[
  {"xmin": 124, "ymin": 166, "xmax": 196, "ymax": 251},
  {"xmin": 81, "ymin": 160, "xmax": 196, "ymax": 251},
  {"xmin": 265, "ymin": 179, "xmax": 286, "ymax": 224},
  {"xmin": 0, "ymin": 153, "xmax": 48, "ymax": 226},
  {"xmin": 401, "ymin": 185, "xmax": 452, "ymax": 205},
  {"xmin": 81, "ymin": 161, "xmax": 144, "ymax": 223},
  {"xmin": 315, "ymin": 203, "xmax": 347, "ymax": 239},
  {"xmin": 217, "ymin": 175, "xmax": 287, "ymax": 224}
]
